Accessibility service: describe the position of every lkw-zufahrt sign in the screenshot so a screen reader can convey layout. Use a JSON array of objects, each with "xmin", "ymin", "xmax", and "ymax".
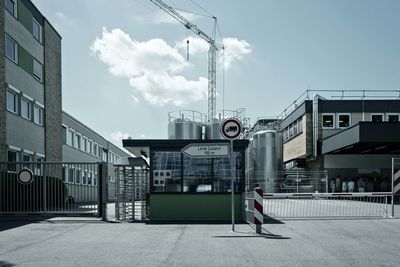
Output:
[
  {"xmin": 181, "ymin": 143, "xmax": 230, "ymax": 158},
  {"xmin": 220, "ymin": 118, "xmax": 242, "ymax": 140}
]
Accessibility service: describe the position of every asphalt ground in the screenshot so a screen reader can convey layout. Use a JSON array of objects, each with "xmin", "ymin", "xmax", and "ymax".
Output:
[{"xmin": 0, "ymin": 218, "xmax": 399, "ymax": 267}]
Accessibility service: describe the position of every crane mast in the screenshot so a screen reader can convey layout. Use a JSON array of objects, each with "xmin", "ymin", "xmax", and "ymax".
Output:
[{"xmin": 149, "ymin": 0, "xmax": 218, "ymax": 122}]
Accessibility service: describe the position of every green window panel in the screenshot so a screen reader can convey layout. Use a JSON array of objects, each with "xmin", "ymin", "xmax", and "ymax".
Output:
[
  {"xmin": 18, "ymin": 44, "xmax": 34, "ymax": 75},
  {"xmin": 17, "ymin": 0, "xmax": 33, "ymax": 33}
]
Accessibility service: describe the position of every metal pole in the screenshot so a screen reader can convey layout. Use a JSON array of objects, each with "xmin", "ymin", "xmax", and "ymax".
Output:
[
  {"xmin": 392, "ymin": 158, "xmax": 395, "ymax": 218},
  {"xmin": 231, "ymin": 139, "xmax": 235, "ymax": 232}
]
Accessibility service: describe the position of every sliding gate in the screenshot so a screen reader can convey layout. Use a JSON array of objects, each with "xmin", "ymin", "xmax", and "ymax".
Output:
[
  {"xmin": 115, "ymin": 163, "xmax": 149, "ymax": 222},
  {"xmin": 0, "ymin": 162, "xmax": 105, "ymax": 217}
]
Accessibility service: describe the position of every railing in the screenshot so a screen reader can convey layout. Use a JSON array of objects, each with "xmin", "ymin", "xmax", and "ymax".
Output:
[
  {"xmin": 263, "ymin": 193, "xmax": 392, "ymax": 219},
  {"xmin": 0, "ymin": 162, "xmax": 102, "ymax": 216},
  {"xmin": 246, "ymin": 171, "xmax": 329, "ymax": 194}
]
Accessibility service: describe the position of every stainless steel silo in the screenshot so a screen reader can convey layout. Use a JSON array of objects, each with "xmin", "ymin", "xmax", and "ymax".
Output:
[
  {"xmin": 168, "ymin": 110, "xmax": 204, "ymax": 139},
  {"xmin": 252, "ymin": 130, "xmax": 282, "ymax": 193},
  {"xmin": 205, "ymin": 121, "xmax": 224, "ymax": 140}
]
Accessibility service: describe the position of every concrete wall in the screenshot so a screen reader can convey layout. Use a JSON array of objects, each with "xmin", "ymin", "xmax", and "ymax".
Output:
[
  {"xmin": 44, "ymin": 20, "xmax": 62, "ymax": 162},
  {"xmin": 0, "ymin": 0, "xmax": 6, "ymax": 161}
]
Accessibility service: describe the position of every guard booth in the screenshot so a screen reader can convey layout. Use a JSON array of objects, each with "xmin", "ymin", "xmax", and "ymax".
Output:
[{"xmin": 122, "ymin": 139, "xmax": 249, "ymax": 222}]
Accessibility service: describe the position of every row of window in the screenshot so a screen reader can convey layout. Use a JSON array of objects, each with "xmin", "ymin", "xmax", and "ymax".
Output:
[
  {"xmin": 6, "ymin": 85, "xmax": 44, "ymax": 126},
  {"xmin": 62, "ymin": 126, "xmax": 121, "ymax": 164},
  {"xmin": 5, "ymin": 0, "xmax": 43, "ymax": 43},
  {"xmin": 5, "ymin": 34, "xmax": 43, "ymax": 82},
  {"xmin": 7, "ymin": 149, "xmax": 44, "ymax": 174},
  {"xmin": 283, "ymin": 117, "xmax": 303, "ymax": 142},
  {"xmin": 322, "ymin": 113, "xmax": 400, "ymax": 129},
  {"xmin": 62, "ymin": 167, "xmax": 98, "ymax": 186}
]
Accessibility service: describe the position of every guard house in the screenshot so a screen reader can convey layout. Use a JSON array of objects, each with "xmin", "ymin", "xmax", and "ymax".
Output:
[{"xmin": 122, "ymin": 139, "xmax": 249, "ymax": 222}]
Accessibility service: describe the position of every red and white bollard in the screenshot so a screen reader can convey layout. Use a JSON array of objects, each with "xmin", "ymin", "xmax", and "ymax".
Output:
[{"xmin": 254, "ymin": 186, "xmax": 263, "ymax": 234}]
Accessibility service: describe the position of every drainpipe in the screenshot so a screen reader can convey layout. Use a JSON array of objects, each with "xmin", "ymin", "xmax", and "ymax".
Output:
[{"xmin": 312, "ymin": 94, "xmax": 319, "ymax": 160}]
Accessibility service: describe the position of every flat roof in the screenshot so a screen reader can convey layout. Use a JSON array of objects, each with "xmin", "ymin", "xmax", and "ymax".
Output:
[
  {"xmin": 322, "ymin": 122, "xmax": 400, "ymax": 154},
  {"xmin": 123, "ymin": 139, "xmax": 250, "ymax": 158}
]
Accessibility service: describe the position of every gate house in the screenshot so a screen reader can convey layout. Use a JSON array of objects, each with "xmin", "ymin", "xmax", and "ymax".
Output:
[{"xmin": 123, "ymin": 139, "xmax": 249, "ymax": 222}]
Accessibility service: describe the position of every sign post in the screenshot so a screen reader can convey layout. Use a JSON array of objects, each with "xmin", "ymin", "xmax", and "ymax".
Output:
[{"xmin": 220, "ymin": 118, "xmax": 242, "ymax": 232}]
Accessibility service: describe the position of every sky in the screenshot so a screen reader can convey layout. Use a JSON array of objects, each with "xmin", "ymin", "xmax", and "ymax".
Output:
[{"xmin": 31, "ymin": 0, "xmax": 400, "ymax": 148}]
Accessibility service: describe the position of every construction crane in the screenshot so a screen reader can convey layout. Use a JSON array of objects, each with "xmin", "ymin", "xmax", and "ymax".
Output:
[{"xmin": 149, "ymin": 0, "xmax": 222, "ymax": 122}]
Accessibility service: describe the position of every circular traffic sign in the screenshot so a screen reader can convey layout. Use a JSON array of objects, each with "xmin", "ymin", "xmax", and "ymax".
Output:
[
  {"xmin": 17, "ymin": 168, "xmax": 34, "ymax": 185},
  {"xmin": 220, "ymin": 118, "xmax": 242, "ymax": 140}
]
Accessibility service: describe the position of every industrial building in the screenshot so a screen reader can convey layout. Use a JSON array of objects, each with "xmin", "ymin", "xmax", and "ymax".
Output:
[
  {"xmin": 1, "ymin": 0, "xmax": 129, "ymax": 170},
  {"xmin": 277, "ymin": 90, "xmax": 400, "ymax": 191}
]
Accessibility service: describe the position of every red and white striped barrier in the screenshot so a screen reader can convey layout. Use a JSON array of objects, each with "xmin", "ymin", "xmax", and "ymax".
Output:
[
  {"xmin": 254, "ymin": 187, "xmax": 263, "ymax": 233},
  {"xmin": 394, "ymin": 168, "xmax": 400, "ymax": 195}
]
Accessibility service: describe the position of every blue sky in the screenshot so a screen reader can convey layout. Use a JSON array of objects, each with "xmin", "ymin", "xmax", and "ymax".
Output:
[{"xmin": 31, "ymin": 0, "xmax": 400, "ymax": 147}]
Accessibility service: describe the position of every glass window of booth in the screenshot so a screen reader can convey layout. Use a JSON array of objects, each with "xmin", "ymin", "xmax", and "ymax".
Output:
[{"xmin": 151, "ymin": 150, "xmax": 244, "ymax": 193}]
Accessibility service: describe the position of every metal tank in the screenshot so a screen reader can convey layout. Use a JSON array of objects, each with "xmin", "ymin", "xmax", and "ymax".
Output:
[
  {"xmin": 252, "ymin": 130, "xmax": 282, "ymax": 193},
  {"xmin": 168, "ymin": 110, "xmax": 203, "ymax": 140},
  {"xmin": 205, "ymin": 121, "xmax": 223, "ymax": 140}
]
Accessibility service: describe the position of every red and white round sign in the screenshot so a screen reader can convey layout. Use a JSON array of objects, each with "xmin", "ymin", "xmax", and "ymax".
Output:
[{"xmin": 220, "ymin": 118, "xmax": 242, "ymax": 140}]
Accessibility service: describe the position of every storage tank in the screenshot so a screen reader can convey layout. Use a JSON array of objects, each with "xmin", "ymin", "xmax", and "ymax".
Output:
[
  {"xmin": 205, "ymin": 121, "xmax": 223, "ymax": 140},
  {"xmin": 168, "ymin": 110, "xmax": 203, "ymax": 140},
  {"xmin": 252, "ymin": 130, "xmax": 282, "ymax": 193}
]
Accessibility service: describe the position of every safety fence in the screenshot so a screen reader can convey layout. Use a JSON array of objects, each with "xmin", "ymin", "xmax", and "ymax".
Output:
[
  {"xmin": 247, "ymin": 171, "xmax": 328, "ymax": 194},
  {"xmin": 0, "ymin": 162, "xmax": 104, "ymax": 216},
  {"xmin": 263, "ymin": 193, "xmax": 392, "ymax": 219}
]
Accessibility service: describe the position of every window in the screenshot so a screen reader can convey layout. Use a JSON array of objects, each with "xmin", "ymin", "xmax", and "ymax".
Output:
[
  {"xmin": 82, "ymin": 137, "xmax": 87, "ymax": 152},
  {"xmin": 68, "ymin": 168, "xmax": 74, "ymax": 183},
  {"xmin": 87, "ymin": 172, "xmax": 92, "ymax": 185},
  {"xmin": 62, "ymin": 166, "xmax": 67, "ymax": 182},
  {"xmin": 93, "ymin": 143, "xmax": 98, "ymax": 157},
  {"xmin": 289, "ymin": 124, "xmax": 293, "ymax": 137},
  {"xmin": 22, "ymin": 153, "xmax": 31, "ymax": 162},
  {"xmin": 82, "ymin": 171, "xmax": 87, "ymax": 185},
  {"xmin": 298, "ymin": 117, "xmax": 303, "ymax": 132},
  {"xmin": 387, "ymin": 114, "xmax": 399, "ymax": 122},
  {"xmin": 67, "ymin": 129, "xmax": 75, "ymax": 147},
  {"xmin": 75, "ymin": 169, "xmax": 81, "ymax": 184},
  {"xmin": 21, "ymin": 98, "xmax": 32, "ymax": 120},
  {"xmin": 32, "ymin": 18, "xmax": 42, "ymax": 43},
  {"xmin": 371, "ymin": 114, "xmax": 383, "ymax": 123},
  {"xmin": 293, "ymin": 121, "xmax": 298, "ymax": 135},
  {"xmin": 5, "ymin": 35, "xmax": 17, "ymax": 62},
  {"xmin": 322, "ymin": 114, "xmax": 335, "ymax": 128},
  {"xmin": 74, "ymin": 134, "xmax": 81, "ymax": 150},
  {"xmin": 5, "ymin": 0, "xmax": 16, "ymax": 17},
  {"xmin": 337, "ymin": 114, "xmax": 351, "ymax": 128},
  {"xmin": 98, "ymin": 146, "xmax": 103, "ymax": 159},
  {"xmin": 6, "ymin": 90, "xmax": 18, "ymax": 113},
  {"xmin": 33, "ymin": 59, "xmax": 43, "ymax": 81},
  {"xmin": 35, "ymin": 157, "xmax": 43, "ymax": 175},
  {"xmin": 87, "ymin": 140, "xmax": 93, "ymax": 154},
  {"xmin": 62, "ymin": 126, "xmax": 67, "ymax": 144},
  {"xmin": 33, "ymin": 105, "xmax": 43, "ymax": 125},
  {"xmin": 7, "ymin": 150, "xmax": 19, "ymax": 172}
]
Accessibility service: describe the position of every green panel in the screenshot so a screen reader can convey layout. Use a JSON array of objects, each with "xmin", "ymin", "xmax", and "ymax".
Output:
[
  {"xmin": 150, "ymin": 194, "xmax": 242, "ymax": 221},
  {"xmin": 17, "ymin": 0, "xmax": 33, "ymax": 33},
  {"xmin": 18, "ymin": 44, "xmax": 33, "ymax": 74}
]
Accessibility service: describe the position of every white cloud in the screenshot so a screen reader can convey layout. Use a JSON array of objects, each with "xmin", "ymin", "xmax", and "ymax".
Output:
[
  {"xmin": 221, "ymin": 37, "xmax": 252, "ymax": 69},
  {"xmin": 110, "ymin": 131, "xmax": 130, "ymax": 148},
  {"xmin": 176, "ymin": 36, "xmax": 209, "ymax": 54},
  {"xmin": 90, "ymin": 28, "xmax": 251, "ymax": 107},
  {"xmin": 90, "ymin": 28, "xmax": 207, "ymax": 107}
]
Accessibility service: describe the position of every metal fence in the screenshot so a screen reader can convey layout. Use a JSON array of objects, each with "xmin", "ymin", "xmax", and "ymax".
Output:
[
  {"xmin": 247, "ymin": 171, "xmax": 328, "ymax": 194},
  {"xmin": 263, "ymin": 193, "xmax": 392, "ymax": 219},
  {"xmin": 0, "ymin": 162, "xmax": 103, "ymax": 216},
  {"xmin": 115, "ymin": 165, "xmax": 149, "ymax": 222}
]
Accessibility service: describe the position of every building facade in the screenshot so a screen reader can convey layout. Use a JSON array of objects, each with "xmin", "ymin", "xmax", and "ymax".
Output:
[
  {"xmin": 1, "ymin": 0, "xmax": 62, "ymax": 163},
  {"xmin": 279, "ymin": 91, "xmax": 400, "ymax": 184}
]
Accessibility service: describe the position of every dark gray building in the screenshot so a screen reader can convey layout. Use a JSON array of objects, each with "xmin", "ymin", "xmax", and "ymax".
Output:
[{"xmin": 1, "ymin": 0, "xmax": 62, "ymax": 162}]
